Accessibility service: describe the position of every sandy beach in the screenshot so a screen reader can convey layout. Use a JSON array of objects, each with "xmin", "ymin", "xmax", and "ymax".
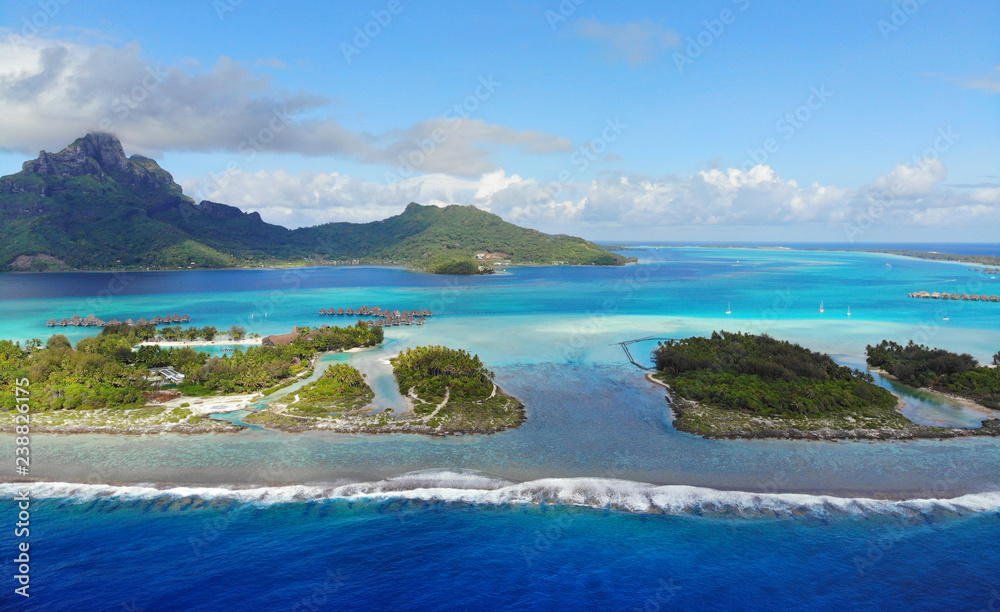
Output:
[
  {"xmin": 137, "ymin": 338, "xmax": 263, "ymax": 348},
  {"xmin": 154, "ymin": 393, "xmax": 262, "ymax": 415}
]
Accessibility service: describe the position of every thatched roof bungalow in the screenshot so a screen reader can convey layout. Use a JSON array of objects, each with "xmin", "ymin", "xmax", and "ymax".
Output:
[
  {"xmin": 124, "ymin": 318, "xmax": 135, "ymax": 326},
  {"xmin": 69, "ymin": 315, "xmax": 82, "ymax": 326},
  {"xmin": 58, "ymin": 318, "xmax": 69, "ymax": 326},
  {"xmin": 262, "ymin": 326, "xmax": 300, "ymax": 347},
  {"xmin": 108, "ymin": 319, "xmax": 122, "ymax": 326},
  {"xmin": 181, "ymin": 315, "xmax": 191, "ymax": 323},
  {"xmin": 136, "ymin": 318, "xmax": 150, "ymax": 326},
  {"xmin": 46, "ymin": 319, "xmax": 56, "ymax": 327}
]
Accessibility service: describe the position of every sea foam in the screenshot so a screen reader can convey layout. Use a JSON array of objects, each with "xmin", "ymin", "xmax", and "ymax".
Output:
[{"xmin": 3, "ymin": 471, "xmax": 999, "ymax": 519}]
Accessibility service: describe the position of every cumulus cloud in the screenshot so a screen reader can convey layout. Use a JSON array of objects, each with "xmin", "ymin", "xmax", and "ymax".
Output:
[
  {"xmin": 0, "ymin": 38, "xmax": 571, "ymax": 176},
  {"xmin": 871, "ymin": 158, "xmax": 946, "ymax": 196},
  {"xmin": 571, "ymin": 18, "xmax": 680, "ymax": 65},
  {"xmin": 181, "ymin": 160, "xmax": 998, "ymax": 237}
]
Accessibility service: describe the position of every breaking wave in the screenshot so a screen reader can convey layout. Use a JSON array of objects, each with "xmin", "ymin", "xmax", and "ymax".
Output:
[{"xmin": 4, "ymin": 470, "xmax": 999, "ymax": 519}]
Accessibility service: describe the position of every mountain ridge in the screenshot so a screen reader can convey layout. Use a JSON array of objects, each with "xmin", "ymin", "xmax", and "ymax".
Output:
[{"xmin": 0, "ymin": 133, "xmax": 629, "ymax": 273}]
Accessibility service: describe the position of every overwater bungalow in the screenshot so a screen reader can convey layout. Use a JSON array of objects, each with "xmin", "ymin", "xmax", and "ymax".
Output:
[
  {"xmin": 69, "ymin": 314, "xmax": 83, "ymax": 326},
  {"xmin": 171, "ymin": 315, "xmax": 182, "ymax": 323},
  {"xmin": 136, "ymin": 318, "xmax": 150, "ymax": 326},
  {"xmin": 337, "ymin": 308, "xmax": 345, "ymax": 315},
  {"xmin": 107, "ymin": 318, "xmax": 122, "ymax": 326},
  {"xmin": 180, "ymin": 315, "xmax": 191, "ymax": 323},
  {"xmin": 930, "ymin": 292, "xmax": 942, "ymax": 299},
  {"xmin": 94, "ymin": 318, "xmax": 106, "ymax": 327},
  {"xmin": 151, "ymin": 316, "xmax": 163, "ymax": 325},
  {"xmin": 46, "ymin": 319, "xmax": 56, "ymax": 327},
  {"xmin": 124, "ymin": 318, "xmax": 135, "ymax": 326},
  {"xmin": 58, "ymin": 318, "xmax": 69, "ymax": 327},
  {"xmin": 416, "ymin": 317, "xmax": 426, "ymax": 325},
  {"xmin": 346, "ymin": 308, "xmax": 354, "ymax": 315},
  {"xmin": 319, "ymin": 309, "xmax": 328, "ymax": 315}
]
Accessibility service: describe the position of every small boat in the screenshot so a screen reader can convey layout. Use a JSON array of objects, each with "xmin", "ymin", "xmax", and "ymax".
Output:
[
  {"xmin": 819, "ymin": 301, "xmax": 825, "ymax": 313},
  {"xmin": 942, "ymin": 317, "xmax": 950, "ymax": 321},
  {"xmin": 847, "ymin": 306, "xmax": 852, "ymax": 317},
  {"xmin": 725, "ymin": 302, "xmax": 732, "ymax": 315}
]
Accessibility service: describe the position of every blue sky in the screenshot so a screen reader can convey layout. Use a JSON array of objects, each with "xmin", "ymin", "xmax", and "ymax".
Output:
[{"xmin": 1, "ymin": 0, "xmax": 997, "ymax": 241}]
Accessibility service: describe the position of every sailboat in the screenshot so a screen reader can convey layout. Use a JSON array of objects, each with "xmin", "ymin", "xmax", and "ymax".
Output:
[
  {"xmin": 846, "ymin": 306, "xmax": 852, "ymax": 317},
  {"xmin": 725, "ymin": 302, "xmax": 732, "ymax": 315},
  {"xmin": 819, "ymin": 301, "xmax": 824, "ymax": 313}
]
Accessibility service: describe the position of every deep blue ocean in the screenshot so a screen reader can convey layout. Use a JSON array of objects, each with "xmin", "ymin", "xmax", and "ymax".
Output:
[{"xmin": 2, "ymin": 245, "xmax": 999, "ymax": 610}]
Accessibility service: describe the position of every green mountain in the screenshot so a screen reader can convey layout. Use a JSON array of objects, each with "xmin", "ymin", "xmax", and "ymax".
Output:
[{"xmin": 0, "ymin": 133, "xmax": 629, "ymax": 273}]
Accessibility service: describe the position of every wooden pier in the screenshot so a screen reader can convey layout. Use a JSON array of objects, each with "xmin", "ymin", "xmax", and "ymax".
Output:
[{"xmin": 617, "ymin": 336, "xmax": 676, "ymax": 371}]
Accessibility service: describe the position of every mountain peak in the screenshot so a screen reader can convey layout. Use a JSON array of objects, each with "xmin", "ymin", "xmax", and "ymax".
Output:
[{"xmin": 14, "ymin": 132, "xmax": 179, "ymax": 193}]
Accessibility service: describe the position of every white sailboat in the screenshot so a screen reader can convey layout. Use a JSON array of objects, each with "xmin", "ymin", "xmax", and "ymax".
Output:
[
  {"xmin": 819, "ymin": 301, "xmax": 824, "ymax": 313},
  {"xmin": 725, "ymin": 302, "xmax": 732, "ymax": 315}
]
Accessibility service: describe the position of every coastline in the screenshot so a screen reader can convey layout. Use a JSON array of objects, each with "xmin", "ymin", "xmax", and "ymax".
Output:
[
  {"xmin": 645, "ymin": 373, "xmax": 1000, "ymax": 441},
  {"xmin": 245, "ymin": 383, "xmax": 525, "ymax": 437},
  {"xmin": 138, "ymin": 338, "xmax": 262, "ymax": 348},
  {"xmin": 871, "ymin": 367, "xmax": 1000, "ymax": 417}
]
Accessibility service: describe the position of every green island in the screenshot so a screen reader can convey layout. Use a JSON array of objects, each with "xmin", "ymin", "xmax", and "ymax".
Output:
[
  {"xmin": 0, "ymin": 133, "xmax": 631, "ymax": 275},
  {"xmin": 649, "ymin": 331, "xmax": 1000, "ymax": 440},
  {"xmin": 866, "ymin": 340, "xmax": 1000, "ymax": 410},
  {"xmin": 0, "ymin": 322, "xmax": 382, "ymax": 434},
  {"xmin": 246, "ymin": 345, "xmax": 525, "ymax": 436}
]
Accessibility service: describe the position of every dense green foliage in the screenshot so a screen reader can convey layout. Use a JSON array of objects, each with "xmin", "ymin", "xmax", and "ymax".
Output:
[
  {"xmin": 0, "ymin": 322, "xmax": 382, "ymax": 412},
  {"xmin": 866, "ymin": 340, "xmax": 1000, "ymax": 409},
  {"xmin": 654, "ymin": 331, "xmax": 897, "ymax": 417},
  {"xmin": 1, "ymin": 134, "xmax": 629, "ymax": 273},
  {"xmin": 391, "ymin": 345, "xmax": 495, "ymax": 402},
  {"xmin": 285, "ymin": 363, "xmax": 374, "ymax": 416},
  {"xmin": 427, "ymin": 256, "xmax": 491, "ymax": 275}
]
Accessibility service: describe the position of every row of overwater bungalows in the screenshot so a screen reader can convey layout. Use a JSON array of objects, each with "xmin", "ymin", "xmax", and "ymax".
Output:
[{"xmin": 46, "ymin": 314, "xmax": 192, "ymax": 327}]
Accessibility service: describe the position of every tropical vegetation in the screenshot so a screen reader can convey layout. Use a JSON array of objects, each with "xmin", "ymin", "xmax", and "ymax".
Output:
[
  {"xmin": 866, "ymin": 340, "xmax": 1000, "ymax": 409},
  {"xmin": 654, "ymin": 331, "xmax": 898, "ymax": 418}
]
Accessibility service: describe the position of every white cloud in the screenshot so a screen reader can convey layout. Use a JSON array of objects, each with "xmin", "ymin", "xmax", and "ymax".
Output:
[
  {"xmin": 0, "ymin": 38, "xmax": 572, "ymax": 176},
  {"xmin": 571, "ymin": 18, "xmax": 681, "ymax": 65},
  {"xmin": 871, "ymin": 159, "xmax": 946, "ymax": 196},
  {"xmin": 182, "ymin": 161, "xmax": 998, "ymax": 237}
]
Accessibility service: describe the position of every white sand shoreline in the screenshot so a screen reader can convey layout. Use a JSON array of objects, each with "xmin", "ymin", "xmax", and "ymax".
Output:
[{"xmin": 138, "ymin": 338, "xmax": 262, "ymax": 348}]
